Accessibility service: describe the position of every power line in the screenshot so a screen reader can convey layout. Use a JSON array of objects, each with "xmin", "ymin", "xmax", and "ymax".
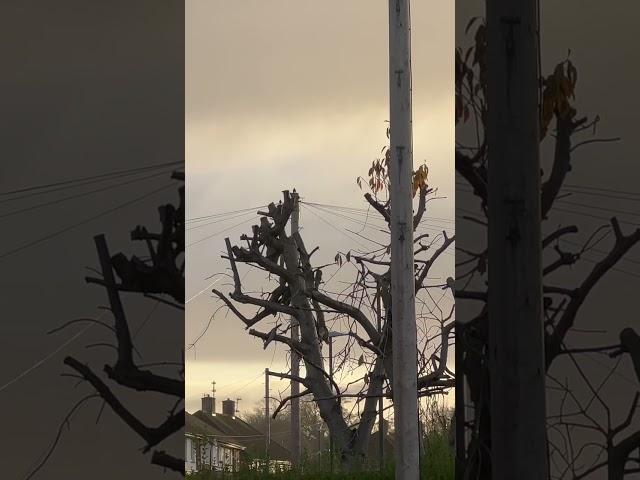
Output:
[
  {"xmin": 308, "ymin": 202, "xmax": 455, "ymax": 237},
  {"xmin": 186, "ymin": 216, "xmax": 258, "ymax": 248},
  {"xmin": 562, "ymin": 188, "xmax": 640, "ymax": 204},
  {"xmin": 214, "ymin": 371, "xmax": 264, "ymax": 392},
  {"xmin": 551, "ymin": 207, "xmax": 637, "ymax": 228},
  {"xmin": 303, "ymin": 200, "xmax": 455, "ymax": 225},
  {"xmin": 571, "ymin": 254, "xmax": 640, "ymax": 279},
  {"xmin": 186, "ymin": 277, "xmax": 223, "ymax": 304},
  {"xmin": 186, "ymin": 205, "xmax": 267, "ymax": 224},
  {"xmin": 300, "ymin": 203, "xmax": 370, "ymax": 249},
  {"xmin": 563, "ymin": 183, "xmax": 640, "ymax": 198},
  {"xmin": 0, "ymin": 164, "xmax": 180, "ymax": 207},
  {"xmin": 186, "ymin": 211, "xmax": 257, "ymax": 232},
  {"xmin": 304, "ymin": 203, "xmax": 389, "ymax": 232},
  {"xmin": 186, "ymin": 269, "xmax": 252, "ymax": 350},
  {"xmin": 560, "ymin": 238, "xmax": 640, "ymax": 267},
  {"xmin": 0, "ymin": 169, "xmax": 174, "ymax": 220},
  {"xmin": 455, "ymin": 206, "xmax": 485, "ymax": 219},
  {"xmin": 455, "ymin": 194, "xmax": 640, "ymax": 276},
  {"xmin": 556, "ymin": 199, "xmax": 640, "ymax": 220},
  {"xmin": 226, "ymin": 372, "xmax": 265, "ymax": 398},
  {"xmin": 457, "ymin": 186, "xmax": 640, "ymax": 227},
  {"xmin": 456, "ymin": 180, "xmax": 640, "ymax": 202},
  {"xmin": 133, "ymin": 301, "xmax": 161, "ymax": 340},
  {"xmin": 305, "ymin": 202, "xmax": 454, "ymax": 259},
  {"xmin": 582, "ymin": 352, "xmax": 638, "ymax": 387},
  {"xmin": 0, "ymin": 182, "xmax": 176, "ymax": 261},
  {"xmin": 0, "ymin": 160, "xmax": 182, "ymax": 198},
  {"xmin": 0, "ymin": 312, "xmax": 104, "ymax": 394}
]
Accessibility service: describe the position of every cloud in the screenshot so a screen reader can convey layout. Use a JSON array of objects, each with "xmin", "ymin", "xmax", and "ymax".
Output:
[
  {"xmin": 185, "ymin": 0, "xmax": 455, "ymax": 414},
  {"xmin": 186, "ymin": 0, "xmax": 453, "ymax": 121}
]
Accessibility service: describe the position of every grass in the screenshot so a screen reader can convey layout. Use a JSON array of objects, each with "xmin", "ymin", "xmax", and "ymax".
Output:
[{"xmin": 187, "ymin": 431, "xmax": 453, "ymax": 479}]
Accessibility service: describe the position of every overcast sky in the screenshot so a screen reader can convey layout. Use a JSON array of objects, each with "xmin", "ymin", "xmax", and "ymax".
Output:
[{"xmin": 186, "ymin": 0, "xmax": 454, "ymax": 416}]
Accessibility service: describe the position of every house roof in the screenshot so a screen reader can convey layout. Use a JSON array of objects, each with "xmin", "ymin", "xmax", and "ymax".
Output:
[
  {"xmin": 192, "ymin": 410, "xmax": 291, "ymax": 462},
  {"xmin": 186, "ymin": 412, "xmax": 246, "ymax": 450}
]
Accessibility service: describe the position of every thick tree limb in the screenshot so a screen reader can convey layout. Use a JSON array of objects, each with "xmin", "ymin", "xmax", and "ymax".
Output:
[
  {"xmin": 248, "ymin": 328, "xmax": 307, "ymax": 354},
  {"xmin": 151, "ymin": 451, "xmax": 184, "ymax": 474},
  {"xmin": 64, "ymin": 357, "xmax": 184, "ymax": 452},
  {"xmin": 272, "ymin": 389, "xmax": 311, "ymax": 418},
  {"xmin": 415, "ymin": 232, "xmax": 455, "ymax": 293},
  {"xmin": 417, "ymin": 320, "xmax": 455, "ymax": 389},
  {"xmin": 455, "ymin": 148, "xmax": 487, "ymax": 205},
  {"xmin": 546, "ymin": 219, "xmax": 640, "ymax": 368},
  {"xmin": 308, "ymin": 290, "xmax": 379, "ymax": 345},
  {"xmin": 413, "ymin": 185, "xmax": 429, "ymax": 228},
  {"xmin": 364, "ymin": 193, "xmax": 390, "ymax": 224}
]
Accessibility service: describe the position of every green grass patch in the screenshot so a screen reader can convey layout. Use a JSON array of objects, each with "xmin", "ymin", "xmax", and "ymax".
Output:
[{"xmin": 187, "ymin": 431, "xmax": 453, "ymax": 479}]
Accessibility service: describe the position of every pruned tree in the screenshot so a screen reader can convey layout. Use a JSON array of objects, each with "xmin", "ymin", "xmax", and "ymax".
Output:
[
  {"xmin": 31, "ymin": 172, "xmax": 185, "ymax": 477},
  {"xmin": 212, "ymin": 160, "xmax": 454, "ymax": 469},
  {"xmin": 110, "ymin": 172, "xmax": 185, "ymax": 304},
  {"xmin": 455, "ymin": 15, "xmax": 640, "ymax": 479}
]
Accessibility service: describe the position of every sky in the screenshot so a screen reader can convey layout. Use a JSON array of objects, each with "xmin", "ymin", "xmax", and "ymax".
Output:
[
  {"xmin": 186, "ymin": 0, "xmax": 455, "ymax": 417},
  {"xmin": 0, "ymin": 1, "xmax": 183, "ymax": 477}
]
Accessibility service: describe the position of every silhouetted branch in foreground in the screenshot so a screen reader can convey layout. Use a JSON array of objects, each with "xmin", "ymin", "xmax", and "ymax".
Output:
[{"xmin": 37, "ymin": 174, "xmax": 185, "ymax": 475}]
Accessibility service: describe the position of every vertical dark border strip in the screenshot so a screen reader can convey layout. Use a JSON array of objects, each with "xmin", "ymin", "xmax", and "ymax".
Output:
[{"xmin": 0, "ymin": 1, "xmax": 185, "ymax": 477}]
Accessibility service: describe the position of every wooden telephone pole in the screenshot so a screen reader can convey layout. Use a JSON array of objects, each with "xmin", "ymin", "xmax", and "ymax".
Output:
[
  {"xmin": 388, "ymin": 1, "xmax": 420, "ymax": 479},
  {"xmin": 265, "ymin": 367, "xmax": 271, "ymax": 461},
  {"xmin": 290, "ymin": 191, "xmax": 301, "ymax": 467},
  {"xmin": 486, "ymin": 1, "xmax": 547, "ymax": 479}
]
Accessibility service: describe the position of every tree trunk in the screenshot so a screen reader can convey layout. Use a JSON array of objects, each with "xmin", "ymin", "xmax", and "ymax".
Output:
[
  {"xmin": 282, "ymin": 233, "xmax": 355, "ymax": 467},
  {"xmin": 283, "ymin": 231, "xmax": 382, "ymax": 471}
]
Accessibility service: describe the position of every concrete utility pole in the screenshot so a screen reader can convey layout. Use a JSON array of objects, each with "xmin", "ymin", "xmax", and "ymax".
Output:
[
  {"xmin": 265, "ymin": 368, "xmax": 271, "ymax": 460},
  {"xmin": 388, "ymin": 1, "xmax": 420, "ymax": 479},
  {"xmin": 486, "ymin": 1, "xmax": 547, "ymax": 479},
  {"xmin": 289, "ymin": 190, "xmax": 301, "ymax": 467}
]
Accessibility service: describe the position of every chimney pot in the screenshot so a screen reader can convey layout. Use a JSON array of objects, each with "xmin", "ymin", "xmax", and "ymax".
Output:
[
  {"xmin": 201, "ymin": 394, "xmax": 216, "ymax": 415},
  {"xmin": 222, "ymin": 398, "xmax": 236, "ymax": 416}
]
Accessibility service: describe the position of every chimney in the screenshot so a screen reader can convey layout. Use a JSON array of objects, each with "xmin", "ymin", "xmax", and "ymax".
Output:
[
  {"xmin": 202, "ymin": 394, "xmax": 216, "ymax": 415},
  {"xmin": 222, "ymin": 398, "xmax": 235, "ymax": 416}
]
